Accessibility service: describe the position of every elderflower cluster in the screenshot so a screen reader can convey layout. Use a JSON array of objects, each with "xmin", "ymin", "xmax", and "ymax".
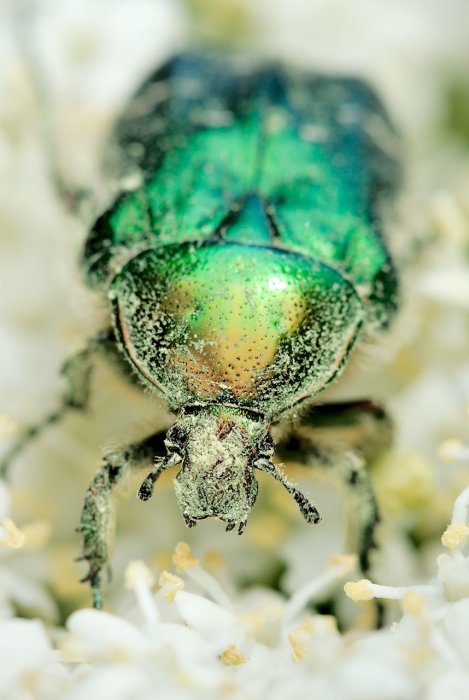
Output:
[{"xmin": 1, "ymin": 492, "xmax": 469, "ymax": 700}]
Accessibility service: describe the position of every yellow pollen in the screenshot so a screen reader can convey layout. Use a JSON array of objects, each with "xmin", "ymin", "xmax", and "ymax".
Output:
[
  {"xmin": 344, "ymin": 579, "xmax": 374, "ymax": 602},
  {"xmin": 289, "ymin": 636, "xmax": 308, "ymax": 662},
  {"xmin": 204, "ymin": 549, "xmax": 226, "ymax": 572},
  {"xmin": 220, "ymin": 643, "xmax": 247, "ymax": 666},
  {"xmin": 58, "ymin": 636, "xmax": 88, "ymax": 663},
  {"xmin": 441, "ymin": 523, "xmax": 469, "ymax": 549},
  {"xmin": 438, "ymin": 438, "xmax": 464, "ymax": 462},
  {"xmin": 173, "ymin": 542, "xmax": 199, "ymax": 572},
  {"xmin": 21, "ymin": 670, "xmax": 40, "ymax": 694},
  {"xmin": 0, "ymin": 517, "xmax": 25, "ymax": 549},
  {"xmin": 288, "ymin": 618, "xmax": 315, "ymax": 662},
  {"xmin": 401, "ymin": 590, "xmax": 426, "ymax": 615},
  {"xmin": 326, "ymin": 553, "xmax": 357, "ymax": 576},
  {"xmin": 124, "ymin": 560, "xmax": 155, "ymax": 589},
  {"xmin": 236, "ymin": 610, "xmax": 263, "ymax": 637},
  {"xmin": 158, "ymin": 570, "xmax": 184, "ymax": 602},
  {"xmin": 0, "ymin": 415, "xmax": 18, "ymax": 440},
  {"xmin": 402, "ymin": 644, "xmax": 435, "ymax": 666}
]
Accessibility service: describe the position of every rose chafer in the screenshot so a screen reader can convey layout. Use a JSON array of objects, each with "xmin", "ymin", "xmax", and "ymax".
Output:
[{"xmin": 2, "ymin": 53, "xmax": 400, "ymax": 608}]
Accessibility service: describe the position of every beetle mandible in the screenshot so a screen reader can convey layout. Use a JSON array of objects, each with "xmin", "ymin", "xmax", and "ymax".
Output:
[{"xmin": 1, "ymin": 52, "xmax": 400, "ymax": 608}]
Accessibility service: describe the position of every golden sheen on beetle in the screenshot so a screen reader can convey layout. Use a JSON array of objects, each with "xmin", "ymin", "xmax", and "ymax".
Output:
[{"xmin": 1, "ymin": 52, "xmax": 400, "ymax": 608}]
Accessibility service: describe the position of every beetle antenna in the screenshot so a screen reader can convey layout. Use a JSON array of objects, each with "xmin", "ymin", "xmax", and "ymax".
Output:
[
  {"xmin": 255, "ymin": 459, "xmax": 321, "ymax": 524},
  {"xmin": 138, "ymin": 453, "xmax": 181, "ymax": 501}
]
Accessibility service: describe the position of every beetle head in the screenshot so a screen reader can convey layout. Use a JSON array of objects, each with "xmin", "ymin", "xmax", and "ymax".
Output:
[
  {"xmin": 138, "ymin": 407, "xmax": 320, "ymax": 532},
  {"xmin": 167, "ymin": 409, "xmax": 272, "ymax": 533}
]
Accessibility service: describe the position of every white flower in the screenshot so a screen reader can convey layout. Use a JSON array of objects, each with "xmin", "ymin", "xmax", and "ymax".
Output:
[
  {"xmin": 0, "ymin": 486, "xmax": 468, "ymax": 699},
  {"xmin": 0, "ymin": 618, "xmax": 63, "ymax": 700},
  {"xmin": 426, "ymin": 671, "xmax": 469, "ymax": 700}
]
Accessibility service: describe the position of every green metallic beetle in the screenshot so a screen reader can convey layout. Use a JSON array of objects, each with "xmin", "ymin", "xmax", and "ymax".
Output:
[{"xmin": 1, "ymin": 53, "xmax": 400, "ymax": 608}]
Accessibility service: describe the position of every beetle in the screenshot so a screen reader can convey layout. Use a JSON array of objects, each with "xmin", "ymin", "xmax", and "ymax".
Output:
[{"xmin": 1, "ymin": 52, "xmax": 400, "ymax": 608}]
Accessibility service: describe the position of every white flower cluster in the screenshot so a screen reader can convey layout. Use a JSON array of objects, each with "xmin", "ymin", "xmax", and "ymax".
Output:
[{"xmin": 0, "ymin": 493, "xmax": 469, "ymax": 700}]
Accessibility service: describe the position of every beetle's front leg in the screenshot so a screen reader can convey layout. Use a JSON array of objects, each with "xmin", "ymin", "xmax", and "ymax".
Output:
[
  {"xmin": 78, "ymin": 431, "xmax": 169, "ymax": 609},
  {"xmin": 78, "ymin": 455, "xmax": 120, "ymax": 609}
]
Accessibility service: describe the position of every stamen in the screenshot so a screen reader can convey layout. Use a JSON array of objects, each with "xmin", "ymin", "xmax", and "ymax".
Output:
[
  {"xmin": 441, "ymin": 523, "xmax": 469, "ymax": 550},
  {"xmin": 429, "ymin": 629, "xmax": 462, "ymax": 669},
  {"xmin": 343, "ymin": 579, "xmax": 374, "ymax": 601},
  {"xmin": 219, "ymin": 643, "xmax": 247, "ymax": 666},
  {"xmin": 173, "ymin": 542, "xmax": 199, "ymax": 571},
  {"xmin": 124, "ymin": 560, "xmax": 159, "ymax": 629},
  {"xmin": 449, "ymin": 486, "xmax": 469, "ymax": 525},
  {"xmin": 0, "ymin": 415, "xmax": 18, "ymax": 440},
  {"xmin": 172, "ymin": 542, "xmax": 232, "ymax": 609},
  {"xmin": 438, "ymin": 438, "xmax": 469, "ymax": 463},
  {"xmin": 441, "ymin": 487, "xmax": 469, "ymax": 549},
  {"xmin": 344, "ymin": 579, "xmax": 436, "ymax": 603},
  {"xmin": 283, "ymin": 554, "xmax": 356, "ymax": 626},
  {"xmin": 401, "ymin": 590, "xmax": 426, "ymax": 615},
  {"xmin": 0, "ymin": 517, "xmax": 25, "ymax": 549},
  {"xmin": 288, "ymin": 618, "xmax": 315, "ymax": 661},
  {"xmin": 158, "ymin": 570, "xmax": 184, "ymax": 602}
]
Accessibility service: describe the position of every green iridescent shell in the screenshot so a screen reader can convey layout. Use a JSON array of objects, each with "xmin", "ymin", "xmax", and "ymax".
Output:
[
  {"xmin": 83, "ymin": 52, "xmax": 400, "ymax": 418},
  {"xmin": 111, "ymin": 241, "xmax": 363, "ymax": 416}
]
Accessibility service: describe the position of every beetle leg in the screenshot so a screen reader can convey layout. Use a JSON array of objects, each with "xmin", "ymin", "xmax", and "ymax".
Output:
[
  {"xmin": 276, "ymin": 399, "xmax": 392, "ymax": 576},
  {"xmin": 78, "ymin": 430, "xmax": 167, "ymax": 608},
  {"xmin": 0, "ymin": 329, "xmax": 113, "ymax": 479},
  {"xmin": 284, "ymin": 399, "xmax": 393, "ymax": 464}
]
